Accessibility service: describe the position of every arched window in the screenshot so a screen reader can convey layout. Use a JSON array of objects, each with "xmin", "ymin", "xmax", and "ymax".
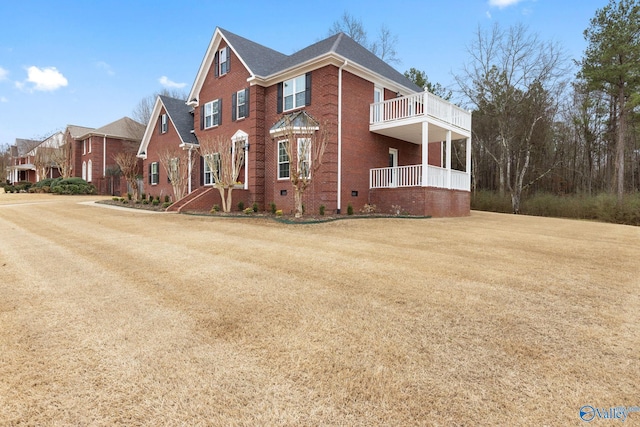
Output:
[
  {"xmin": 87, "ymin": 160, "xmax": 92, "ymax": 182},
  {"xmin": 82, "ymin": 162, "xmax": 87, "ymax": 180}
]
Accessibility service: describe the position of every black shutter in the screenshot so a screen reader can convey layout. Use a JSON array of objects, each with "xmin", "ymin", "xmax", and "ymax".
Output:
[
  {"xmin": 199, "ymin": 156, "xmax": 204, "ymax": 186},
  {"xmin": 148, "ymin": 163, "xmax": 151, "ymax": 184},
  {"xmin": 305, "ymin": 72, "xmax": 312, "ymax": 106},
  {"xmin": 159, "ymin": 115, "xmax": 162, "ymax": 134},
  {"xmin": 214, "ymin": 51, "xmax": 219, "ymax": 78},
  {"xmin": 277, "ymin": 82, "xmax": 283, "ymax": 114},
  {"xmin": 218, "ymin": 98, "xmax": 222, "ymax": 124},
  {"xmin": 245, "ymin": 88, "xmax": 250, "ymax": 118},
  {"xmin": 200, "ymin": 105, "xmax": 204, "ymax": 130},
  {"xmin": 232, "ymin": 92, "xmax": 237, "ymax": 122},
  {"xmin": 226, "ymin": 46, "xmax": 230, "ymax": 73}
]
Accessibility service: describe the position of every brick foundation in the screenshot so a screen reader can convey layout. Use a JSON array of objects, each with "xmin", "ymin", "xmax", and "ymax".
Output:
[{"xmin": 369, "ymin": 187, "xmax": 470, "ymax": 217}]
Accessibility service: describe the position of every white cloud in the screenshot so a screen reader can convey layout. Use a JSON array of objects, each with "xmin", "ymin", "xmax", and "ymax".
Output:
[
  {"xmin": 95, "ymin": 61, "xmax": 115, "ymax": 76},
  {"xmin": 488, "ymin": 0, "xmax": 523, "ymax": 8},
  {"xmin": 159, "ymin": 76, "xmax": 186, "ymax": 89},
  {"xmin": 18, "ymin": 66, "xmax": 68, "ymax": 92},
  {"xmin": 0, "ymin": 96, "xmax": 8, "ymax": 103},
  {"xmin": 0, "ymin": 67, "xmax": 8, "ymax": 81},
  {"xmin": 486, "ymin": 11, "xmax": 492, "ymax": 19}
]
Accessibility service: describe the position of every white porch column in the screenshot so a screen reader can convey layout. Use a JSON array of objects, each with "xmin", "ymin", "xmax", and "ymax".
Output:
[
  {"xmin": 421, "ymin": 121, "xmax": 429, "ymax": 187},
  {"xmin": 446, "ymin": 130, "xmax": 452, "ymax": 189},
  {"xmin": 466, "ymin": 136, "xmax": 472, "ymax": 190}
]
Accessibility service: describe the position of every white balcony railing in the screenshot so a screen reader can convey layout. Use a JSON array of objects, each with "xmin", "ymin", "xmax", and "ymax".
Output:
[
  {"xmin": 370, "ymin": 91, "xmax": 471, "ymax": 132},
  {"xmin": 370, "ymin": 164, "xmax": 470, "ymax": 191}
]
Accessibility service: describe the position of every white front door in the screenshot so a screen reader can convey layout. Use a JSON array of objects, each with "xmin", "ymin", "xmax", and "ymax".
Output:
[{"xmin": 389, "ymin": 148, "xmax": 398, "ymax": 187}]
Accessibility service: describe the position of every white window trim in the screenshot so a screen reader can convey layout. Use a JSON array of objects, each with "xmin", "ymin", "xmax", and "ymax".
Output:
[
  {"xmin": 277, "ymin": 140, "xmax": 290, "ymax": 180},
  {"xmin": 88, "ymin": 138, "xmax": 92, "ymax": 153},
  {"xmin": 82, "ymin": 140, "xmax": 86, "ymax": 155},
  {"xmin": 283, "ymin": 75, "xmax": 306, "ymax": 112},
  {"xmin": 82, "ymin": 161, "xmax": 86, "ymax": 180},
  {"xmin": 150, "ymin": 162, "xmax": 159, "ymax": 185},
  {"xmin": 87, "ymin": 159, "xmax": 92, "ymax": 182},
  {"xmin": 161, "ymin": 114, "xmax": 168, "ymax": 133},
  {"xmin": 204, "ymin": 100, "xmax": 220, "ymax": 129},
  {"xmin": 219, "ymin": 48, "xmax": 228, "ymax": 76},
  {"xmin": 236, "ymin": 89, "xmax": 246, "ymax": 120},
  {"xmin": 203, "ymin": 153, "xmax": 220, "ymax": 186}
]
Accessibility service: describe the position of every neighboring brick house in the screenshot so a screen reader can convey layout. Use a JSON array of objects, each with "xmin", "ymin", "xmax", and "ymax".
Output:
[
  {"xmin": 139, "ymin": 27, "xmax": 471, "ymax": 216},
  {"xmin": 74, "ymin": 117, "xmax": 145, "ymax": 196},
  {"xmin": 7, "ymin": 138, "xmax": 43, "ymax": 184}
]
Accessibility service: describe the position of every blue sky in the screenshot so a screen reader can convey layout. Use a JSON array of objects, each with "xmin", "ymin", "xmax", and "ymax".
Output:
[{"xmin": 0, "ymin": 0, "xmax": 606, "ymax": 145}]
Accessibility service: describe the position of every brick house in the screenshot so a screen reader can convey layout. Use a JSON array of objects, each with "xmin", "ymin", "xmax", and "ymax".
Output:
[
  {"xmin": 74, "ymin": 117, "xmax": 145, "ymax": 196},
  {"xmin": 138, "ymin": 27, "xmax": 471, "ymax": 216},
  {"xmin": 7, "ymin": 138, "xmax": 44, "ymax": 184}
]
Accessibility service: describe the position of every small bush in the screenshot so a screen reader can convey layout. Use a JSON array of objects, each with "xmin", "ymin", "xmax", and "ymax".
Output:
[
  {"xmin": 127, "ymin": 193, "xmax": 132, "ymax": 200},
  {"xmin": 238, "ymin": 201, "xmax": 245, "ymax": 211},
  {"xmin": 361, "ymin": 204, "xmax": 377, "ymax": 214},
  {"xmin": 252, "ymin": 202, "xmax": 258, "ymax": 213},
  {"xmin": 122, "ymin": 199, "xmax": 129, "ymax": 204},
  {"xmin": 142, "ymin": 200, "xmax": 149, "ymax": 205},
  {"xmin": 319, "ymin": 205, "xmax": 325, "ymax": 215},
  {"xmin": 112, "ymin": 197, "xmax": 119, "ymax": 201},
  {"xmin": 212, "ymin": 204, "xmax": 220, "ymax": 213},
  {"xmin": 244, "ymin": 207, "xmax": 253, "ymax": 214},
  {"xmin": 164, "ymin": 195, "xmax": 170, "ymax": 203},
  {"xmin": 347, "ymin": 204, "xmax": 354, "ymax": 215},
  {"xmin": 270, "ymin": 202, "xmax": 277, "ymax": 214},
  {"xmin": 162, "ymin": 202, "xmax": 172, "ymax": 209},
  {"xmin": 141, "ymin": 193, "xmax": 146, "ymax": 200},
  {"xmin": 152, "ymin": 199, "xmax": 160, "ymax": 206},
  {"xmin": 275, "ymin": 209, "xmax": 283, "ymax": 216}
]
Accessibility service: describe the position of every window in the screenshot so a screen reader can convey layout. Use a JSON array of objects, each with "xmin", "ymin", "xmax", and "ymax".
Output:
[
  {"xmin": 215, "ymin": 46, "xmax": 230, "ymax": 77},
  {"xmin": 233, "ymin": 88, "xmax": 249, "ymax": 121},
  {"xmin": 82, "ymin": 161, "xmax": 86, "ymax": 180},
  {"xmin": 278, "ymin": 140, "xmax": 290, "ymax": 179},
  {"xmin": 87, "ymin": 160, "xmax": 92, "ymax": 182},
  {"xmin": 161, "ymin": 114, "xmax": 168, "ymax": 133},
  {"xmin": 284, "ymin": 75, "xmax": 306, "ymax": 111},
  {"xmin": 203, "ymin": 99, "xmax": 221, "ymax": 129},
  {"xmin": 298, "ymin": 138, "xmax": 311, "ymax": 179},
  {"xmin": 83, "ymin": 140, "xmax": 86, "ymax": 155},
  {"xmin": 149, "ymin": 162, "xmax": 159, "ymax": 185},
  {"xmin": 88, "ymin": 138, "xmax": 91, "ymax": 153},
  {"xmin": 203, "ymin": 153, "xmax": 221, "ymax": 185}
]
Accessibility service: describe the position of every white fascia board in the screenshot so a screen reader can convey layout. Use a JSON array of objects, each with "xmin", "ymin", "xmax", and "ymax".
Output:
[{"xmin": 137, "ymin": 96, "xmax": 164, "ymax": 159}]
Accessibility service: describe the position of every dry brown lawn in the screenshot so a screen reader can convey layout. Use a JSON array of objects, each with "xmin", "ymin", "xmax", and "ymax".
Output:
[{"xmin": 0, "ymin": 193, "xmax": 638, "ymax": 426}]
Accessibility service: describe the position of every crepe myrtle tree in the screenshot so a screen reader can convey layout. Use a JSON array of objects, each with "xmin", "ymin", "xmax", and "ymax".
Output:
[
  {"xmin": 276, "ymin": 114, "xmax": 330, "ymax": 218},
  {"xmin": 159, "ymin": 146, "xmax": 195, "ymax": 202},
  {"xmin": 198, "ymin": 134, "xmax": 245, "ymax": 213},
  {"xmin": 113, "ymin": 151, "xmax": 140, "ymax": 201},
  {"xmin": 49, "ymin": 140, "xmax": 74, "ymax": 178}
]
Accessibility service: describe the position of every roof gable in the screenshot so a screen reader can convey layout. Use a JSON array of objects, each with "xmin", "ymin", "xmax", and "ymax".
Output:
[
  {"xmin": 137, "ymin": 96, "xmax": 197, "ymax": 159},
  {"xmin": 188, "ymin": 28, "xmax": 421, "ymax": 105},
  {"xmin": 79, "ymin": 117, "xmax": 145, "ymax": 141}
]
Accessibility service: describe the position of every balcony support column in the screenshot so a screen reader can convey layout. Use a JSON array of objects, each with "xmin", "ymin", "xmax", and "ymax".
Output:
[
  {"xmin": 446, "ymin": 130, "xmax": 452, "ymax": 189},
  {"xmin": 421, "ymin": 121, "xmax": 429, "ymax": 187}
]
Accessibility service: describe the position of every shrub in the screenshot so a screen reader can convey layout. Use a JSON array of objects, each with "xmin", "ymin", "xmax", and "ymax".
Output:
[
  {"xmin": 275, "ymin": 209, "xmax": 283, "ymax": 216},
  {"xmin": 319, "ymin": 205, "xmax": 325, "ymax": 216},
  {"xmin": 252, "ymin": 202, "xmax": 258, "ymax": 213},
  {"xmin": 244, "ymin": 207, "xmax": 253, "ymax": 214},
  {"xmin": 142, "ymin": 199, "xmax": 149, "ymax": 205},
  {"xmin": 238, "ymin": 201, "xmax": 245, "ymax": 211},
  {"xmin": 112, "ymin": 197, "xmax": 119, "ymax": 201},
  {"xmin": 48, "ymin": 178, "xmax": 95, "ymax": 195},
  {"xmin": 127, "ymin": 193, "xmax": 132, "ymax": 200},
  {"xmin": 361, "ymin": 204, "xmax": 377, "ymax": 214},
  {"xmin": 270, "ymin": 202, "xmax": 277, "ymax": 214},
  {"xmin": 347, "ymin": 204, "xmax": 354, "ymax": 215},
  {"xmin": 162, "ymin": 202, "xmax": 172, "ymax": 209},
  {"xmin": 141, "ymin": 193, "xmax": 146, "ymax": 200},
  {"xmin": 212, "ymin": 204, "xmax": 220, "ymax": 213},
  {"xmin": 164, "ymin": 195, "xmax": 170, "ymax": 203},
  {"xmin": 152, "ymin": 199, "xmax": 160, "ymax": 206},
  {"xmin": 122, "ymin": 199, "xmax": 129, "ymax": 204}
]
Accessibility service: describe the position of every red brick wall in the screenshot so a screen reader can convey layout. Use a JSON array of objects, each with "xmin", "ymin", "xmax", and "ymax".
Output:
[{"xmin": 369, "ymin": 187, "xmax": 470, "ymax": 217}]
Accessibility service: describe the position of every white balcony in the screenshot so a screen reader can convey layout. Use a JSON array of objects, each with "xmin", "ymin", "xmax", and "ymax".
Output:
[
  {"xmin": 370, "ymin": 91, "xmax": 471, "ymax": 143},
  {"xmin": 370, "ymin": 165, "xmax": 470, "ymax": 191}
]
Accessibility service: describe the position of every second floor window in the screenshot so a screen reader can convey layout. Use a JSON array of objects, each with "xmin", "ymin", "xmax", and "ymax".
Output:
[
  {"xmin": 203, "ymin": 99, "xmax": 221, "ymax": 129},
  {"xmin": 215, "ymin": 46, "xmax": 230, "ymax": 77},
  {"xmin": 232, "ymin": 88, "xmax": 249, "ymax": 121},
  {"xmin": 277, "ymin": 73, "xmax": 311, "ymax": 113}
]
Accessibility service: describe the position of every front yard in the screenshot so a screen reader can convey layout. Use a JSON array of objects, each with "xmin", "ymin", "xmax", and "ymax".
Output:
[{"xmin": 0, "ymin": 193, "xmax": 638, "ymax": 425}]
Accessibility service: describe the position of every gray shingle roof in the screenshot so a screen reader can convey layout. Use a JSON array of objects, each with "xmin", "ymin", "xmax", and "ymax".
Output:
[
  {"xmin": 80, "ymin": 117, "xmax": 145, "ymax": 141},
  {"xmin": 219, "ymin": 28, "xmax": 421, "ymax": 93},
  {"xmin": 220, "ymin": 28, "xmax": 288, "ymax": 77},
  {"xmin": 159, "ymin": 95, "xmax": 197, "ymax": 145},
  {"xmin": 14, "ymin": 138, "xmax": 42, "ymax": 157},
  {"xmin": 67, "ymin": 125, "xmax": 95, "ymax": 139}
]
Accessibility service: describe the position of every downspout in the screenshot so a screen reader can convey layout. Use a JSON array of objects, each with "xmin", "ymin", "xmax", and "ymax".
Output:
[
  {"xmin": 187, "ymin": 145, "xmax": 193, "ymax": 194},
  {"xmin": 103, "ymin": 135, "xmax": 107, "ymax": 177},
  {"xmin": 337, "ymin": 59, "xmax": 347, "ymax": 214}
]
